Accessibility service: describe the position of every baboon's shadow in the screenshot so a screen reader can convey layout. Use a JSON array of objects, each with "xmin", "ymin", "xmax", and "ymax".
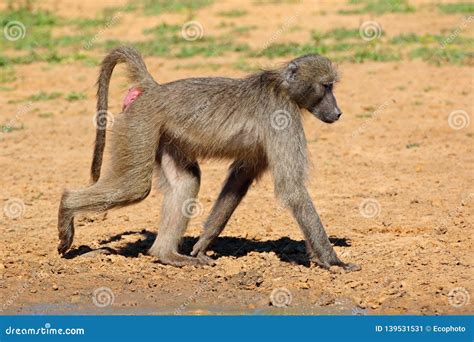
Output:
[{"xmin": 65, "ymin": 229, "xmax": 352, "ymax": 266}]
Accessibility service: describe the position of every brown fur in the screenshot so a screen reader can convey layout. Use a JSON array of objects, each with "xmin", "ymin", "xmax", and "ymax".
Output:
[{"xmin": 58, "ymin": 46, "xmax": 359, "ymax": 271}]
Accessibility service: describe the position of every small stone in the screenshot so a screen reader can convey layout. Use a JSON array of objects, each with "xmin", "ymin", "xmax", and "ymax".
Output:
[
  {"xmin": 30, "ymin": 289, "xmax": 37, "ymax": 293},
  {"xmin": 127, "ymin": 278, "xmax": 133, "ymax": 284},
  {"xmin": 52, "ymin": 284, "xmax": 59, "ymax": 291},
  {"xmin": 297, "ymin": 281, "xmax": 310, "ymax": 289}
]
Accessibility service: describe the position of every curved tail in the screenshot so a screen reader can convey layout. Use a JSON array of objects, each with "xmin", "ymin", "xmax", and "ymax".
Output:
[{"xmin": 91, "ymin": 46, "xmax": 155, "ymax": 183}]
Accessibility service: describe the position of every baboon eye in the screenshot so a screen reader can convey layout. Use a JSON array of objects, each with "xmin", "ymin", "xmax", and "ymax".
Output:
[{"xmin": 323, "ymin": 83, "xmax": 333, "ymax": 91}]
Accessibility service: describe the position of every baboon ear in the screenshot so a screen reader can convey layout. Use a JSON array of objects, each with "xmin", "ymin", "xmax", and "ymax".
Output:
[{"xmin": 284, "ymin": 62, "xmax": 298, "ymax": 83}]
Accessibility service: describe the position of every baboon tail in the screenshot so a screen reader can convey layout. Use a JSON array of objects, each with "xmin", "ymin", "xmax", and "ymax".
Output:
[{"xmin": 91, "ymin": 46, "xmax": 155, "ymax": 183}]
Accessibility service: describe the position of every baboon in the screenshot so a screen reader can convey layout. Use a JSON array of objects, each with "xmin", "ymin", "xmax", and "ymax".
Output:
[{"xmin": 57, "ymin": 46, "xmax": 360, "ymax": 271}]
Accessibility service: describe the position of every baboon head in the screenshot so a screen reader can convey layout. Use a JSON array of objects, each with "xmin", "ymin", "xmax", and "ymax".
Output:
[{"xmin": 283, "ymin": 54, "xmax": 342, "ymax": 123}]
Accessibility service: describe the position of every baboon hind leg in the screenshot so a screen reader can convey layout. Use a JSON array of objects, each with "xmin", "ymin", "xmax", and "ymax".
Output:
[
  {"xmin": 148, "ymin": 144, "xmax": 211, "ymax": 266},
  {"xmin": 57, "ymin": 170, "xmax": 153, "ymax": 255},
  {"xmin": 57, "ymin": 117, "xmax": 156, "ymax": 255},
  {"xmin": 191, "ymin": 160, "xmax": 264, "ymax": 258}
]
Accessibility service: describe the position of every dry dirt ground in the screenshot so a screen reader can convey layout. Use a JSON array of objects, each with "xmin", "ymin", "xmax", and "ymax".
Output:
[{"xmin": 1, "ymin": 0, "xmax": 473, "ymax": 315}]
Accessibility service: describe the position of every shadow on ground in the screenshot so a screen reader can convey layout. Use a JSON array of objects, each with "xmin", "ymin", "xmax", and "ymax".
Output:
[{"xmin": 64, "ymin": 229, "xmax": 353, "ymax": 266}]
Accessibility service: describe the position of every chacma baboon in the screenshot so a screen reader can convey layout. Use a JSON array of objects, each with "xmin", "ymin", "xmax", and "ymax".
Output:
[{"xmin": 57, "ymin": 46, "xmax": 360, "ymax": 271}]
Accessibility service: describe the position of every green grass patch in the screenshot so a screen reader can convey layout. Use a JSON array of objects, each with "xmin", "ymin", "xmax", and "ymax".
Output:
[
  {"xmin": 28, "ymin": 91, "xmax": 62, "ymax": 101},
  {"xmin": 348, "ymin": 46, "xmax": 401, "ymax": 62},
  {"xmin": 230, "ymin": 25, "xmax": 257, "ymax": 35},
  {"xmin": 217, "ymin": 9, "xmax": 248, "ymax": 17},
  {"xmin": 174, "ymin": 62, "xmax": 221, "ymax": 71},
  {"xmin": 328, "ymin": 42, "xmax": 359, "ymax": 52},
  {"xmin": 258, "ymin": 42, "xmax": 328, "ymax": 58},
  {"xmin": 409, "ymin": 47, "xmax": 474, "ymax": 65},
  {"xmin": 322, "ymin": 28, "xmax": 361, "ymax": 40},
  {"xmin": 0, "ymin": 7, "xmax": 59, "ymax": 52},
  {"xmin": 133, "ymin": 40, "xmax": 171, "ymax": 57},
  {"xmin": 56, "ymin": 34, "xmax": 95, "ymax": 47},
  {"xmin": 438, "ymin": 2, "xmax": 474, "ymax": 13},
  {"xmin": 69, "ymin": 17, "xmax": 107, "ymax": 29},
  {"xmin": 38, "ymin": 112, "xmax": 54, "ymax": 118},
  {"xmin": 390, "ymin": 33, "xmax": 474, "ymax": 46},
  {"xmin": 356, "ymin": 113, "xmax": 373, "ymax": 118},
  {"xmin": 1, "ymin": 123, "xmax": 24, "ymax": 133},
  {"xmin": 339, "ymin": 0, "xmax": 415, "ymax": 14},
  {"xmin": 143, "ymin": 22, "xmax": 181, "ymax": 36},
  {"xmin": 65, "ymin": 91, "xmax": 86, "ymax": 101},
  {"xmin": 141, "ymin": 0, "xmax": 213, "ymax": 15},
  {"xmin": 0, "ymin": 7, "xmax": 58, "ymax": 27},
  {"xmin": 253, "ymin": 0, "xmax": 300, "ymax": 4},
  {"xmin": 232, "ymin": 58, "xmax": 259, "ymax": 72},
  {"xmin": 175, "ymin": 39, "xmax": 250, "ymax": 58},
  {"xmin": 0, "ymin": 67, "xmax": 16, "ymax": 83}
]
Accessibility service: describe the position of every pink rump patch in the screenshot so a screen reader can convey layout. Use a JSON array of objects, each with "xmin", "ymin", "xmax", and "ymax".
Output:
[{"xmin": 122, "ymin": 87, "xmax": 142, "ymax": 111}]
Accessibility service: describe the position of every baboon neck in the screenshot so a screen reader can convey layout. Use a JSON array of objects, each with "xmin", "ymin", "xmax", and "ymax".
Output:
[{"xmin": 244, "ymin": 69, "xmax": 289, "ymax": 100}]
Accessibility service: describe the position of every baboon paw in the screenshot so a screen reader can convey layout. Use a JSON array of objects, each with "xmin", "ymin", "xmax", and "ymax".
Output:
[
  {"xmin": 156, "ymin": 252, "xmax": 212, "ymax": 267},
  {"xmin": 341, "ymin": 262, "xmax": 361, "ymax": 272},
  {"xmin": 190, "ymin": 240, "xmax": 207, "ymax": 257},
  {"xmin": 57, "ymin": 238, "xmax": 72, "ymax": 255},
  {"xmin": 196, "ymin": 252, "xmax": 216, "ymax": 266},
  {"xmin": 312, "ymin": 259, "xmax": 361, "ymax": 272}
]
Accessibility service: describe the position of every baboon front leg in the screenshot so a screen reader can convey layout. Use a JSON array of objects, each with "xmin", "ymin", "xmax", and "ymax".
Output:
[
  {"xmin": 266, "ymin": 116, "xmax": 360, "ymax": 271},
  {"xmin": 191, "ymin": 161, "xmax": 263, "ymax": 257},
  {"xmin": 281, "ymin": 187, "xmax": 360, "ymax": 271},
  {"xmin": 148, "ymin": 146, "xmax": 210, "ymax": 266}
]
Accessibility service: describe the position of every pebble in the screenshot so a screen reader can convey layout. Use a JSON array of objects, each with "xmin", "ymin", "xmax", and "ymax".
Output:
[
  {"xmin": 52, "ymin": 284, "xmax": 59, "ymax": 291},
  {"xmin": 329, "ymin": 266, "xmax": 343, "ymax": 274}
]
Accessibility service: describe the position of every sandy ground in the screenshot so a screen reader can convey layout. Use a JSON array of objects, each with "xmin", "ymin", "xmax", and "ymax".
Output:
[{"xmin": 1, "ymin": 0, "xmax": 473, "ymax": 315}]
